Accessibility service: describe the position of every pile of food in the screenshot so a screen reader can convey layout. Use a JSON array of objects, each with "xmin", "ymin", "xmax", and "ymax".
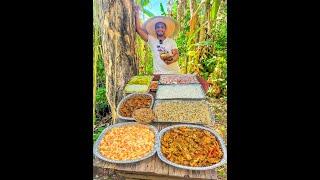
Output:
[
  {"xmin": 127, "ymin": 76, "xmax": 152, "ymax": 85},
  {"xmin": 160, "ymin": 51, "xmax": 172, "ymax": 60},
  {"xmin": 119, "ymin": 95, "xmax": 152, "ymax": 117},
  {"xmin": 124, "ymin": 84, "xmax": 149, "ymax": 93},
  {"xmin": 159, "ymin": 74, "xmax": 199, "ymax": 84},
  {"xmin": 161, "ymin": 127, "xmax": 223, "ymax": 167},
  {"xmin": 132, "ymin": 108, "xmax": 156, "ymax": 124},
  {"xmin": 150, "ymin": 81, "xmax": 158, "ymax": 91},
  {"xmin": 99, "ymin": 124, "xmax": 155, "ymax": 160},
  {"xmin": 154, "ymin": 100, "xmax": 212, "ymax": 124},
  {"xmin": 156, "ymin": 84, "xmax": 205, "ymax": 99},
  {"xmin": 124, "ymin": 76, "xmax": 152, "ymax": 93}
]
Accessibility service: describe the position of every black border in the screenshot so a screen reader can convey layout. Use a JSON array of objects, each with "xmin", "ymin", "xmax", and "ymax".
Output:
[
  {"xmin": 4, "ymin": 0, "xmax": 93, "ymax": 179},
  {"xmin": 4, "ymin": 0, "xmax": 318, "ymax": 179}
]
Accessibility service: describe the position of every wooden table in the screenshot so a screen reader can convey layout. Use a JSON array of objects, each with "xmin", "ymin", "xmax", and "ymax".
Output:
[
  {"xmin": 94, "ymin": 77, "xmax": 216, "ymax": 179},
  {"xmin": 93, "ymin": 121, "xmax": 217, "ymax": 180}
]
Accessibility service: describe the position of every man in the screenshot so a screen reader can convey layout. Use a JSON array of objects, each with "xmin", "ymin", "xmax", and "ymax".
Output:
[{"xmin": 134, "ymin": 6, "xmax": 180, "ymax": 74}]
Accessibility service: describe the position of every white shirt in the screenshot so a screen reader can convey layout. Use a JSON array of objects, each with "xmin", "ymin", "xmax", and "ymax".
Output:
[{"xmin": 147, "ymin": 35, "xmax": 180, "ymax": 74}]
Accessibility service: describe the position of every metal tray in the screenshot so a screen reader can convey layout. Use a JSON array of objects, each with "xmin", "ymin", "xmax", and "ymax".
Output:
[
  {"xmin": 159, "ymin": 74, "xmax": 200, "ymax": 85},
  {"xmin": 127, "ymin": 75, "xmax": 153, "ymax": 85},
  {"xmin": 93, "ymin": 122, "xmax": 159, "ymax": 164},
  {"xmin": 124, "ymin": 84, "xmax": 151, "ymax": 94},
  {"xmin": 153, "ymin": 99, "xmax": 215, "ymax": 125},
  {"xmin": 117, "ymin": 93, "xmax": 154, "ymax": 121},
  {"xmin": 156, "ymin": 124, "xmax": 227, "ymax": 170},
  {"xmin": 156, "ymin": 84, "xmax": 206, "ymax": 100}
]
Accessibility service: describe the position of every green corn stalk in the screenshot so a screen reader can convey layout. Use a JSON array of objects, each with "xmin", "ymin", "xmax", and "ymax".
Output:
[
  {"xmin": 211, "ymin": 0, "xmax": 221, "ymax": 28},
  {"xmin": 160, "ymin": 2, "xmax": 167, "ymax": 16},
  {"xmin": 93, "ymin": 0, "xmax": 101, "ymax": 125},
  {"xmin": 93, "ymin": 0, "xmax": 97, "ymax": 125},
  {"xmin": 142, "ymin": 8, "xmax": 155, "ymax": 17}
]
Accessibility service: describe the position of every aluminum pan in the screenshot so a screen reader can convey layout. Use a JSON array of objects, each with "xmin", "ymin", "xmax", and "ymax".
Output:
[
  {"xmin": 156, "ymin": 84, "xmax": 206, "ymax": 100},
  {"xmin": 159, "ymin": 74, "xmax": 200, "ymax": 85},
  {"xmin": 116, "ymin": 93, "xmax": 154, "ymax": 121},
  {"xmin": 153, "ymin": 99, "xmax": 215, "ymax": 125},
  {"xmin": 127, "ymin": 75, "xmax": 153, "ymax": 85},
  {"xmin": 93, "ymin": 122, "xmax": 159, "ymax": 164},
  {"xmin": 156, "ymin": 124, "xmax": 227, "ymax": 170},
  {"xmin": 124, "ymin": 84, "xmax": 151, "ymax": 94}
]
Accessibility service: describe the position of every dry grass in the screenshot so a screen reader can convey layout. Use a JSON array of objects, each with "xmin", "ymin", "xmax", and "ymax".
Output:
[{"xmin": 207, "ymin": 97, "xmax": 227, "ymax": 180}]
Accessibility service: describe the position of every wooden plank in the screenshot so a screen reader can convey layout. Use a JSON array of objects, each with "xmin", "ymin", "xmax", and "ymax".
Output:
[
  {"xmin": 153, "ymin": 153, "xmax": 169, "ymax": 175},
  {"xmin": 191, "ymin": 170, "xmax": 202, "ymax": 179},
  {"xmin": 101, "ymin": 154, "xmax": 155, "ymax": 173},
  {"xmin": 153, "ymin": 123, "xmax": 170, "ymax": 176},
  {"xmin": 118, "ymin": 171, "xmax": 215, "ymax": 180},
  {"xmin": 118, "ymin": 172, "xmax": 191, "ymax": 180},
  {"xmin": 205, "ymin": 169, "xmax": 217, "ymax": 179},
  {"xmin": 95, "ymin": 151, "xmax": 217, "ymax": 179},
  {"xmin": 168, "ymin": 166, "xmax": 191, "ymax": 179},
  {"xmin": 133, "ymin": 154, "xmax": 156, "ymax": 174},
  {"xmin": 114, "ymin": 162, "xmax": 136, "ymax": 171},
  {"xmin": 93, "ymin": 157, "xmax": 106, "ymax": 168},
  {"xmin": 103, "ymin": 161, "xmax": 116, "ymax": 169}
]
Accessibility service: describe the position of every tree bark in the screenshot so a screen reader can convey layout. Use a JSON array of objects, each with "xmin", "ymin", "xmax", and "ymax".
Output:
[
  {"xmin": 177, "ymin": 0, "xmax": 186, "ymax": 25},
  {"xmin": 99, "ymin": 0, "xmax": 138, "ymax": 123},
  {"xmin": 167, "ymin": 0, "xmax": 174, "ymax": 17},
  {"xmin": 188, "ymin": 0, "xmax": 198, "ymax": 74},
  {"xmin": 196, "ymin": 0, "xmax": 210, "ymax": 69},
  {"xmin": 189, "ymin": 0, "xmax": 198, "ymax": 41}
]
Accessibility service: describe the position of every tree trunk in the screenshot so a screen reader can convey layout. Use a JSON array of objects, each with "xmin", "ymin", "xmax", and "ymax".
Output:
[
  {"xmin": 144, "ymin": 43, "xmax": 148, "ymax": 75},
  {"xmin": 167, "ymin": 0, "xmax": 174, "ymax": 17},
  {"xmin": 188, "ymin": 0, "xmax": 198, "ymax": 74},
  {"xmin": 93, "ymin": 1, "xmax": 97, "ymax": 126},
  {"xmin": 189, "ymin": 0, "xmax": 198, "ymax": 40},
  {"xmin": 177, "ymin": 0, "xmax": 186, "ymax": 26},
  {"xmin": 210, "ymin": 0, "xmax": 222, "ymax": 55},
  {"xmin": 195, "ymin": 0, "xmax": 210, "ymax": 70},
  {"xmin": 99, "ymin": 0, "xmax": 138, "ymax": 123}
]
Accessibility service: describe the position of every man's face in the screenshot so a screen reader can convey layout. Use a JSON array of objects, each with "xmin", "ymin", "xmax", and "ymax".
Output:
[{"xmin": 155, "ymin": 22, "xmax": 166, "ymax": 37}]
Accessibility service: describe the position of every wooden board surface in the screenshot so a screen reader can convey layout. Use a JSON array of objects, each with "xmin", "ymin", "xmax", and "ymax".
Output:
[{"xmin": 93, "ymin": 120, "xmax": 218, "ymax": 179}]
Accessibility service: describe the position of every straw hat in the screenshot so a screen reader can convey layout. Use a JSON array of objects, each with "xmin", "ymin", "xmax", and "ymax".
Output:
[{"xmin": 142, "ymin": 16, "xmax": 180, "ymax": 38}]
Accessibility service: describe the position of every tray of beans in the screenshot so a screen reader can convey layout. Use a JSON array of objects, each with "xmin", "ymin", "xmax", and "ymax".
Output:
[{"xmin": 153, "ymin": 100, "xmax": 215, "ymax": 125}]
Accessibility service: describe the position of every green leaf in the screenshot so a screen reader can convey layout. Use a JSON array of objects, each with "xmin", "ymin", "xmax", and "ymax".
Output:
[
  {"xmin": 142, "ymin": 8, "xmax": 155, "ymax": 17},
  {"xmin": 160, "ymin": 3, "xmax": 167, "ymax": 16},
  {"xmin": 98, "ymin": 127, "xmax": 105, "ymax": 131},
  {"xmin": 192, "ymin": 40, "xmax": 215, "ymax": 47},
  {"xmin": 211, "ymin": 0, "xmax": 221, "ymax": 25},
  {"xmin": 187, "ymin": 50, "xmax": 196, "ymax": 57}
]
